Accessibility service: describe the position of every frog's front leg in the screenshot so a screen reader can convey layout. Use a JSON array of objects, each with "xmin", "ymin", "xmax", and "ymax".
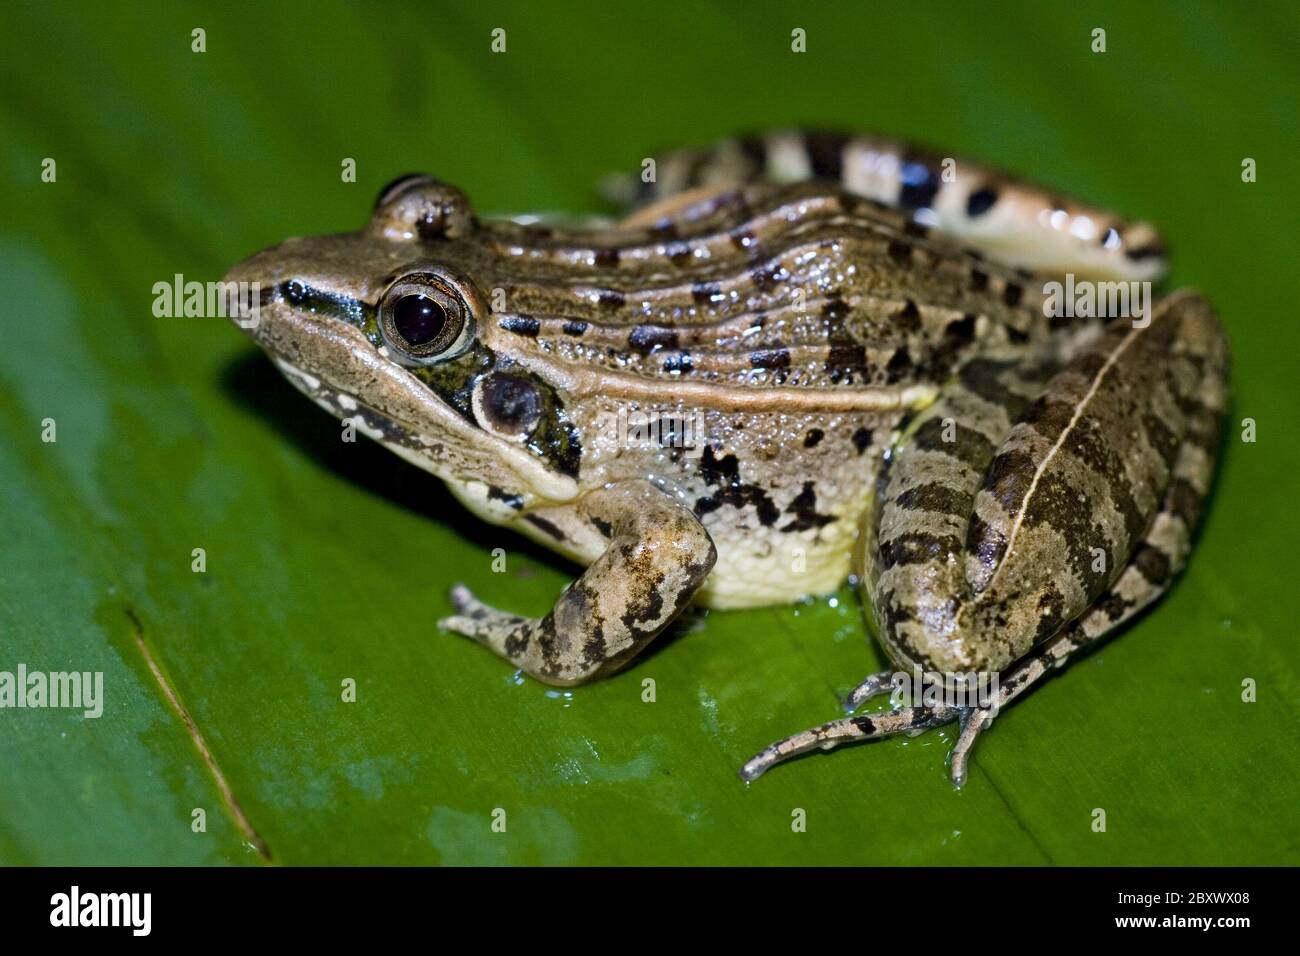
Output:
[
  {"xmin": 439, "ymin": 480, "xmax": 717, "ymax": 686},
  {"xmin": 743, "ymin": 291, "xmax": 1228, "ymax": 783}
]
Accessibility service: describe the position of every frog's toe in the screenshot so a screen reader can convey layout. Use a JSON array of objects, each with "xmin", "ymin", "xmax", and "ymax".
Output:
[
  {"xmin": 948, "ymin": 705, "xmax": 999, "ymax": 788},
  {"xmin": 447, "ymin": 583, "xmax": 479, "ymax": 616},
  {"xmin": 843, "ymin": 669, "xmax": 900, "ymax": 712},
  {"xmin": 739, "ymin": 704, "xmax": 963, "ymax": 782},
  {"xmin": 438, "ymin": 584, "xmax": 526, "ymax": 641}
]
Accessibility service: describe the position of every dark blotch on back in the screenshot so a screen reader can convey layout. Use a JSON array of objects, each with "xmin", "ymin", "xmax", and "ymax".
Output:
[
  {"xmin": 826, "ymin": 345, "xmax": 866, "ymax": 384},
  {"xmin": 692, "ymin": 281, "xmax": 723, "ymax": 305},
  {"xmin": 498, "ymin": 316, "xmax": 540, "ymax": 337},
  {"xmin": 822, "ymin": 297, "xmax": 850, "ymax": 322},
  {"xmin": 750, "ymin": 348, "xmax": 790, "ymax": 370},
  {"xmin": 885, "ymin": 347, "xmax": 912, "ymax": 383},
  {"xmin": 751, "ymin": 264, "xmax": 785, "ymax": 290},
  {"xmin": 729, "ymin": 228, "xmax": 757, "ymax": 254},
  {"xmin": 662, "ymin": 352, "xmax": 694, "ymax": 374},
  {"xmin": 628, "ymin": 325, "xmax": 679, "ymax": 353},
  {"xmin": 664, "ymin": 240, "xmax": 693, "ymax": 266}
]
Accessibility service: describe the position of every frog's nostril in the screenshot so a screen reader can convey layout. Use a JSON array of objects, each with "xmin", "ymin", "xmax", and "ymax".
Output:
[{"xmin": 282, "ymin": 279, "xmax": 308, "ymax": 306}]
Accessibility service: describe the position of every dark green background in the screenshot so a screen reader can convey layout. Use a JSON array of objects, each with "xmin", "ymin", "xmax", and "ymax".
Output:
[{"xmin": 1, "ymin": 0, "xmax": 1296, "ymax": 865}]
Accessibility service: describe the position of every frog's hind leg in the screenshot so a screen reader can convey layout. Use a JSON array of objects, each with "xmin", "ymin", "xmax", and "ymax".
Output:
[
  {"xmin": 741, "ymin": 291, "xmax": 1228, "ymax": 784},
  {"xmin": 438, "ymin": 480, "xmax": 716, "ymax": 687},
  {"xmin": 743, "ymin": 389, "xmax": 1223, "ymax": 786},
  {"xmin": 609, "ymin": 129, "xmax": 1164, "ymax": 281},
  {"xmin": 947, "ymin": 340, "xmax": 1228, "ymax": 784}
]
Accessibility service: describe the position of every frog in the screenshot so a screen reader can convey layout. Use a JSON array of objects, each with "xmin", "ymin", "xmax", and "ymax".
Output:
[{"xmin": 224, "ymin": 130, "xmax": 1228, "ymax": 786}]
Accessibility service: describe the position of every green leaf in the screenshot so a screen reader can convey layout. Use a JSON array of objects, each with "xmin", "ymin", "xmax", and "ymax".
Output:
[{"xmin": 2, "ymin": 0, "xmax": 1297, "ymax": 865}]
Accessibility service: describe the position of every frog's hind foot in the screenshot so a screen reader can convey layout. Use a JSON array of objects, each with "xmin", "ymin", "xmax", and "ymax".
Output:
[
  {"xmin": 741, "ymin": 695, "xmax": 1009, "ymax": 787},
  {"xmin": 739, "ymin": 704, "xmax": 967, "ymax": 783}
]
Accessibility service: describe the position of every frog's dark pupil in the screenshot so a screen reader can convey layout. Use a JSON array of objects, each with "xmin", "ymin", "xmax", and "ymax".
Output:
[{"xmin": 392, "ymin": 294, "xmax": 446, "ymax": 346}]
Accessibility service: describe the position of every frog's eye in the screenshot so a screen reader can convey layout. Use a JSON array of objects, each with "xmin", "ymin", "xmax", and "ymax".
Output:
[
  {"xmin": 378, "ymin": 271, "xmax": 478, "ymax": 365},
  {"xmin": 375, "ymin": 173, "xmax": 436, "ymax": 210}
]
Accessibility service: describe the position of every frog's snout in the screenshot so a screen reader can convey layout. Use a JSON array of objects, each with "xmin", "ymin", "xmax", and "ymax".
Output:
[{"xmin": 220, "ymin": 248, "xmax": 282, "ymax": 337}]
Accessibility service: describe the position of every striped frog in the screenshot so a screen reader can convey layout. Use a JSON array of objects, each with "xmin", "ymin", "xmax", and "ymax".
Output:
[{"xmin": 225, "ymin": 131, "xmax": 1228, "ymax": 785}]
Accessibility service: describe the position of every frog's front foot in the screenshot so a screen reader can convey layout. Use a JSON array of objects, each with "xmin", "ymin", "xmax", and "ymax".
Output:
[
  {"xmin": 436, "ymin": 481, "xmax": 716, "ymax": 687},
  {"xmin": 439, "ymin": 583, "xmax": 522, "ymax": 637}
]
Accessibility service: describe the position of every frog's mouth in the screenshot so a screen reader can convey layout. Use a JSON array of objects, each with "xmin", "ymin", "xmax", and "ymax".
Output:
[{"xmin": 223, "ymin": 245, "xmax": 580, "ymax": 506}]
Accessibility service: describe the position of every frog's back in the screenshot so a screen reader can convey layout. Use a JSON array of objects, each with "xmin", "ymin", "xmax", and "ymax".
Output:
[
  {"xmin": 473, "ymin": 178, "xmax": 1052, "ymax": 408},
  {"xmin": 458, "ymin": 165, "xmax": 1075, "ymax": 609}
]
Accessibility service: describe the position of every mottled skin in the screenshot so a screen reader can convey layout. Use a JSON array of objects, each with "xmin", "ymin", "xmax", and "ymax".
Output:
[{"xmin": 225, "ymin": 130, "xmax": 1228, "ymax": 784}]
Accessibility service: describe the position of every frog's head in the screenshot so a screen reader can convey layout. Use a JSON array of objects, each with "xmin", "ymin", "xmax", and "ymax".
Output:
[{"xmin": 223, "ymin": 175, "xmax": 581, "ymax": 513}]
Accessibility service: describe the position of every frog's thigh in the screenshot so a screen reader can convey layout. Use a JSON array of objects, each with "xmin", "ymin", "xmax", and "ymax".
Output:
[
  {"xmin": 744, "ymin": 292, "xmax": 1227, "ymax": 783},
  {"xmin": 951, "ymin": 387, "xmax": 1226, "ymax": 783},
  {"xmin": 871, "ymin": 290, "xmax": 1229, "ymax": 675},
  {"xmin": 439, "ymin": 480, "xmax": 717, "ymax": 686}
]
